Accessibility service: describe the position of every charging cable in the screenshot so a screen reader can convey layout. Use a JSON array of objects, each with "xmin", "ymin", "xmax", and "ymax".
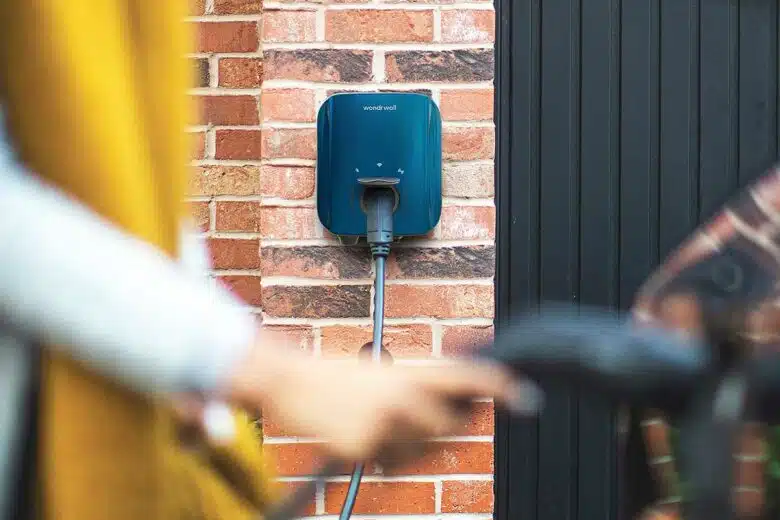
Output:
[
  {"xmin": 265, "ymin": 178, "xmax": 400, "ymax": 520},
  {"xmin": 338, "ymin": 178, "xmax": 398, "ymax": 520}
]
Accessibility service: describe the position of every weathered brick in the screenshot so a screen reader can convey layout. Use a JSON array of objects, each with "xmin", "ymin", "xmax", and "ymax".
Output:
[
  {"xmin": 261, "ymin": 128, "xmax": 317, "ymax": 160},
  {"xmin": 441, "ymin": 481, "xmax": 494, "ymax": 513},
  {"xmin": 207, "ymin": 238, "xmax": 261, "ymax": 269},
  {"xmin": 438, "ymin": 206, "xmax": 495, "ymax": 240},
  {"xmin": 193, "ymin": 58, "xmax": 210, "ymax": 88},
  {"xmin": 261, "ymin": 89, "xmax": 316, "ymax": 122},
  {"xmin": 440, "ymin": 88, "xmax": 494, "ymax": 120},
  {"xmin": 194, "ymin": 95, "xmax": 259, "ymax": 126},
  {"xmin": 263, "ymin": 10, "xmax": 317, "ymax": 42},
  {"xmin": 443, "ymin": 127, "xmax": 495, "ymax": 160},
  {"xmin": 382, "ymin": 0, "xmax": 490, "ymax": 3},
  {"xmin": 215, "ymin": 201, "xmax": 262, "ymax": 232},
  {"xmin": 219, "ymin": 58, "xmax": 263, "ymax": 88},
  {"xmin": 262, "ymin": 285, "xmax": 371, "ymax": 318},
  {"xmin": 260, "ymin": 207, "xmax": 319, "ymax": 240},
  {"xmin": 264, "ymin": 50, "xmax": 373, "ymax": 82},
  {"xmin": 385, "ymin": 285, "xmax": 494, "ymax": 318},
  {"xmin": 441, "ymin": 325, "xmax": 494, "ymax": 356},
  {"xmin": 190, "ymin": 166, "xmax": 262, "ymax": 196},
  {"xmin": 325, "ymin": 482, "xmax": 435, "ymax": 514},
  {"xmin": 260, "ymin": 166, "xmax": 315, "ymax": 199},
  {"xmin": 188, "ymin": 202, "xmax": 210, "ymax": 232},
  {"xmin": 442, "ymin": 162, "xmax": 494, "ymax": 198},
  {"xmin": 213, "ymin": 0, "xmax": 262, "ymax": 14},
  {"xmin": 382, "ymin": 442, "xmax": 493, "ymax": 475},
  {"xmin": 215, "ymin": 130, "xmax": 263, "ymax": 160},
  {"xmin": 325, "ymin": 10, "xmax": 433, "ymax": 43},
  {"xmin": 320, "ymin": 324, "xmax": 432, "ymax": 358},
  {"xmin": 441, "ymin": 9, "xmax": 495, "ymax": 43},
  {"xmin": 387, "ymin": 246, "xmax": 495, "ymax": 279},
  {"xmin": 385, "ymin": 50, "xmax": 494, "ymax": 82},
  {"xmin": 216, "ymin": 275, "xmax": 262, "ymax": 306},
  {"xmin": 261, "ymin": 247, "xmax": 371, "ymax": 279},
  {"xmin": 196, "ymin": 22, "xmax": 259, "ymax": 53}
]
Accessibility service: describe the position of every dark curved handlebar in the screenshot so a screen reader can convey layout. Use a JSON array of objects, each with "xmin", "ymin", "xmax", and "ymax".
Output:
[{"xmin": 474, "ymin": 306, "xmax": 711, "ymax": 410}]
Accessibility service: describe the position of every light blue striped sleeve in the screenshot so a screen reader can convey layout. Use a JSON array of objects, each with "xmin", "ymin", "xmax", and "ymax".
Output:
[{"xmin": 0, "ymin": 114, "xmax": 256, "ymax": 395}]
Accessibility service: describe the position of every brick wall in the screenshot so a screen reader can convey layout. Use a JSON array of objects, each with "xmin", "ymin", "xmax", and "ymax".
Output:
[{"xmin": 188, "ymin": 0, "xmax": 497, "ymax": 517}]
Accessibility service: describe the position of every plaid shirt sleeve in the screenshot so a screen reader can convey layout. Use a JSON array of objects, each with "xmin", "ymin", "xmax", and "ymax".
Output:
[{"xmin": 631, "ymin": 163, "xmax": 780, "ymax": 520}]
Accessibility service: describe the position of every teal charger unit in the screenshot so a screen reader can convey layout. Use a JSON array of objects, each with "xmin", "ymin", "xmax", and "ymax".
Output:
[{"xmin": 316, "ymin": 92, "xmax": 443, "ymax": 238}]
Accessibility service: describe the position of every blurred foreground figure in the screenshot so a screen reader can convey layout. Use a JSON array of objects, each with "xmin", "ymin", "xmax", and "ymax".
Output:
[
  {"xmin": 632, "ymin": 165, "xmax": 780, "ymax": 520},
  {"xmin": 0, "ymin": 2, "xmax": 519, "ymax": 520}
]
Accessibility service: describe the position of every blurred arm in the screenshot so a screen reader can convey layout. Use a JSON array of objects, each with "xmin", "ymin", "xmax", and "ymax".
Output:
[{"xmin": 0, "ymin": 132, "xmax": 256, "ymax": 396}]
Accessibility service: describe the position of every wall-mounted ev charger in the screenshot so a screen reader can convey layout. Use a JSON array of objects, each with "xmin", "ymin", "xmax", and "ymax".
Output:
[
  {"xmin": 310, "ymin": 92, "xmax": 443, "ymax": 520},
  {"xmin": 316, "ymin": 92, "xmax": 443, "ymax": 241}
]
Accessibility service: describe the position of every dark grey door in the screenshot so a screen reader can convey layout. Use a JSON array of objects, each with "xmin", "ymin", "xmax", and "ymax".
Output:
[{"xmin": 493, "ymin": 0, "xmax": 779, "ymax": 519}]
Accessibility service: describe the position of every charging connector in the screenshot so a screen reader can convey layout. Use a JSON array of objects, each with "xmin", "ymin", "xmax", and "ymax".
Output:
[{"xmin": 337, "ymin": 178, "xmax": 400, "ymax": 520}]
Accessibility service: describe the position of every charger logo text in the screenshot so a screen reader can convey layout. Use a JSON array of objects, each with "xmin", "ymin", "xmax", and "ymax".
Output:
[{"xmin": 362, "ymin": 105, "xmax": 397, "ymax": 111}]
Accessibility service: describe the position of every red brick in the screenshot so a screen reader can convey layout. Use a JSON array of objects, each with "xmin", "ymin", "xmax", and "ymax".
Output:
[
  {"xmin": 196, "ymin": 22, "xmax": 259, "ymax": 53},
  {"xmin": 190, "ymin": 166, "xmax": 262, "ymax": 196},
  {"xmin": 264, "ymin": 443, "xmax": 352, "ymax": 477},
  {"xmin": 441, "ymin": 9, "xmax": 495, "ymax": 43},
  {"xmin": 207, "ymin": 238, "xmax": 260, "ymax": 269},
  {"xmin": 442, "ymin": 325, "xmax": 494, "ymax": 357},
  {"xmin": 262, "ymin": 285, "xmax": 371, "ymax": 318},
  {"xmin": 216, "ymin": 275, "xmax": 262, "ymax": 306},
  {"xmin": 325, "ymin": 10, "xmax": 433, "ymax": 43},
  {"xmin": 188, "ymin": 202, "xmax": 210, "ymax": 232},
  {"xmin": 440, "ymin": 89, "xmax": 494, "ymax": 121},
  {"xmin": 261, "ymin": 89, "xmax": 316, "ymax": 123},
  {"xmin": 738, "ymin": 423, "xmax": 765, "ymax": 456},
  {"xmin": 214, "ymin": 0, "xmax": 262, "ymax": 14},
  {"xmin": 260, "ymin": 166, "xmax": 315, "ymax": 199},
  {"xmin": 734, "ymin": 489, "xmax": 764, "ymax": 518},
  {"xmin": 215, "ymin": 130, "xmax": 262, "ymax": 160},
  {"xmin": 194, "ymin": 95, "xmax": 258, "ymax": 126},
  {"xmin": 190, "ymin": 0, "xmax": 206, "ymax": 15},
  {"xmin": 215, "ymin": 202, "xmax": 262, "ymax": 232},
  {"xmin": 642, "ymin": 421, "xmax": 672, "ymax": 458},
  {"xmin": 263, "ymin": 10, "xmax": 317, "ymax": 42},
  {"xmin": 325, "ymin": 482, "xmax": 435, "ymax": 514},
  {"xmin": 261, "ymin": 129, "xmax": 317, "ymax": 160},
  {"xmin": 261, "ymin": 246, "xmax": 371, "ymax": 279},
  {"xmin": 735, "ymin": 459, "xmax": 764, "ymax": 489},
  {"xmin": 278, "ymin": 482, "xmax": 317, "ymax": 517},
  {"xmin": 443, "ymin": 127, "xmax": 495, "ymax": 160},
  {"xmin": 439, "ymin": 206, "xmax": 495, "ymax": 240},
  {"xmin": 383, "ymin": 442, "xmax": 493, "ymax": 475},
  {"xmin": 190, "ymin": 132, "xmax": 206, "ymax": 160},
  {"xmin": 219, "ymin": 58, "xmax": 263, "ymax": 88},
  {"xmin": 462, "ymin": 401, "xmax": 495, "ymax": 435},
  {"xmin": 441, "ymin": 481, "xmax": 493, "ymax": 513},
  {"xmin": 260, "ymin": 207, "xmax": 319, "ymax": 240},
  {"xmin": 442, "ymin": 162, "xmax": 494, "ymax": 198},
  {"xmin": 386, "ymin": 285, "xmax": 494, "ymax": 319},
  {"xmin": 320, "ymin": 324, "xmax": 433, "ymax": 358}
]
